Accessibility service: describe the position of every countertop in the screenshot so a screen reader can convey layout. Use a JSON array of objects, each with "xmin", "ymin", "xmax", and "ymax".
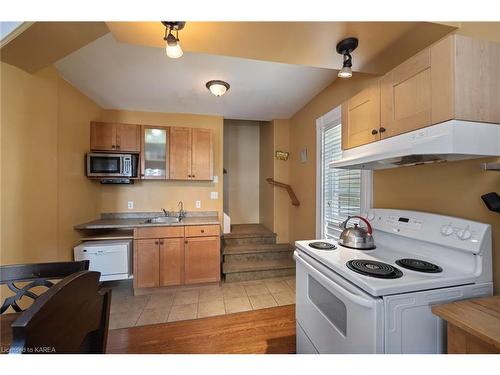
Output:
[
  {"xmin": 432, "ymin": 295, "xmax": 500, "ymax": 351},
  {"xmin": 74, "ymin": 211, "xmax": 220, "ymax": 230}
]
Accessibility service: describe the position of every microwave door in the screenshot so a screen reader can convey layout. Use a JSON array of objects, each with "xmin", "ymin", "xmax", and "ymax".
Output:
[{"xmin": 88, "ymin": 154, "xmax": 123, "ymax": 177}]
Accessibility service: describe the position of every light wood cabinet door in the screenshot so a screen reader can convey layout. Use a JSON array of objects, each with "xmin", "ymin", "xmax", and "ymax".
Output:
[
  {"xmin": 341, "ymin": 83, "xmax": 381, "ymax": 149},
  {"xmin": 170, "ymin": 127, "xmax": 192, "ymax": 179},
  {"xmin": 90, "ymin": 122, "xmax": 116, "ymax": 151},
  {"xmin": 184, "ymin": 236, "xmax": 221, "ymax": 284},
  {"xmin": 380, "ymin": 48, "xmax": 432, "ymax": 138},
  {"xmin": 116, "ymin": 123, "xmax": 140, "ymax": 152},
  {"xmin": 159, "ymin": 238, "xmax": 184, "ymax": 286},
  {"xmin": 191, "ymin": 128, "xmax": 213, "ymax": 180},
  {"xmin": 134, "ymin": 239, "xmax": 160, "ymax": 288}
]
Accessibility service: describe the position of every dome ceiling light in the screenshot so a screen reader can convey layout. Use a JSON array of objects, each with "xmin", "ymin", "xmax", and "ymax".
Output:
[
  {"xmin": 161, "ymin": 21, "xmax": 186, "ymax": 58},
  {"xmin": 336, "ymin": 37, "xmax": 359, "ymax": 78},
  {"xmin": 206, "ymin": 80, "xmax": 230, "ymax": 97}
]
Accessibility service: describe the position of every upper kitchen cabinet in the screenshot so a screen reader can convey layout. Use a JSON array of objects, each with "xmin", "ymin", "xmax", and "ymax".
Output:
[
  {"xmin": 90, "ymin": 122, "xmax": 141, "ymax": 152},
  {"xmin": 341, "ymin": 82, "xmax": 381, "ymax": 149},
  {"xmin": 380, "ymin": 48, "xmax": 432, "ymax": 138},
  {"xmin": 379, "ymin": 34, "xmax": 500, "ymax": 140},
  {"xmin": 170, "ymin": 127, "xmax": 214, "ymax": 181},
  {"xmin": 141, "ymin": 126, "xmax": 169, "ymax": 179}
]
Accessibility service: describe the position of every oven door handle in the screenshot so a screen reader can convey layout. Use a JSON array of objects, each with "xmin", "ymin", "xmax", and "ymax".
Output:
[{"xmin": 295, "ymin": 252, "xmax": 376, "ymax": 308}]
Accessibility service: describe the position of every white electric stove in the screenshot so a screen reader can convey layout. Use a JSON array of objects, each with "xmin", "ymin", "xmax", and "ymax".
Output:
[{"xmin": 294, "ymin": 209, "xmax": 493, "ymax": 354}]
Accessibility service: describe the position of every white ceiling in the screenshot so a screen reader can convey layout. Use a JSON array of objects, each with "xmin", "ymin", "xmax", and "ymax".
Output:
[{"xmin": 55, "ymin": 34, "xmax": 338, "ymax": 121}]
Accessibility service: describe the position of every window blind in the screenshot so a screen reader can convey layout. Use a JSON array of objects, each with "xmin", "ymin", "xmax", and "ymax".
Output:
[{"xmin": 322, "ymin": 124, "xmax": 361, "ymax": 239}]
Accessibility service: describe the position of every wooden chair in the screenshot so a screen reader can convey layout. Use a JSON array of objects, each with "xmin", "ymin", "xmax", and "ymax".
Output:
[
  {"xmin": 9, "ymin": 271, "xmax": 111, "ymax": 354},
  {"xmin": 0, "ymin": 260, "xmax": 90, "ymax": 314}
]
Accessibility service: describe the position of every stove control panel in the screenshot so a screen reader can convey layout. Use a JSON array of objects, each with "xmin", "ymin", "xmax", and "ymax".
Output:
[{"xmin": 364, "ymin": 209, "xmax": 489, "ymax": 254}]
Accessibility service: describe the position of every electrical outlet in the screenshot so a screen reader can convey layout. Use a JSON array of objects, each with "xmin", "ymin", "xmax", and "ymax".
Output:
[
  {"xmin": 213, "ymin": 175, "xmax": 219, "ymax": 183},
  {"xmin": 210, "ymin": 192, "xmax": 218, "ymax": 200},
  {"xmin": 127, "ymin": 201, "xmax": 134, "ymax": 210},
  {"xmin": 195, "ymin": 200, "xmax": 201, "ymax": 208}
]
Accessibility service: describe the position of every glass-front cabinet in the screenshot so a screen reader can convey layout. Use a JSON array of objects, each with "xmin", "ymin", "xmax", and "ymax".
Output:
[{"xmin": 141, "ymin": 126, "xmax": 169, "ymax": 179}]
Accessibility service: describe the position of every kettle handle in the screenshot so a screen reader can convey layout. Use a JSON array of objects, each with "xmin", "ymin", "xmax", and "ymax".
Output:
[{"xmin": 342, "ymin": 215, "xmax": 373, "ymax": 234}]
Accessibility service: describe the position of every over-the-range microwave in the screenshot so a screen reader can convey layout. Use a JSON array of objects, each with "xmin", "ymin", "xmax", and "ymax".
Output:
[{"xmin": 86, "ymin": 153, "xmax": 138, "ymax": 178}]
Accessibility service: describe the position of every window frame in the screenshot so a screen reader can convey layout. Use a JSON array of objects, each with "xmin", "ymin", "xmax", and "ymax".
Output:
[{"xmin": 315, "ymin": 106, "xmax": 372, "ymax": 239}]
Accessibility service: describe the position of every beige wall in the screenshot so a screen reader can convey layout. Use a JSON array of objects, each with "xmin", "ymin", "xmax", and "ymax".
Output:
[
  {"xmin": 272, "ymin": 119, "xmax": 291, "ymax": 243},
  {"xmin": 259, "ymin": 119, "xmax": 292, "ymax": 243},
  {"xmin": 223, "ymin": 120, "xmax": 260, "ymax": 224},
  {"xmin": 288, "ymin": 73, "xmax": 380, "ymax": 243},
  {"xmin": 97, "ymin": 110, "xmax": 224, "ymax": 220},
  {"xmin": 259, "ymin": 121, "xmax": 274, "ymax": 231},
  {"xmin": 0, "ymin": 63, "xmax": 102, "ymax": 266}
]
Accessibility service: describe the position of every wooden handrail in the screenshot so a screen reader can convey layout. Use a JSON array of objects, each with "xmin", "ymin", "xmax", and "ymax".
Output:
[{"xmin": 266, "ymin": 178, "xmax": 300, "ymax": 207}]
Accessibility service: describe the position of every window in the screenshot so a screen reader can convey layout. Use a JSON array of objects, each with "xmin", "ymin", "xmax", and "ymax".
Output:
[{"xmin": 316, "ymin": 106, "xmax": 371, "ymax": 239}]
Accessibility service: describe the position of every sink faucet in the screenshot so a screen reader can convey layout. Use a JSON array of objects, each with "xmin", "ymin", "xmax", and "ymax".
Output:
[
  {"xmin": 162, "ymin": 208, "xmax": 169, "ymax": 217},
  {"xmin": 178, "ymin": 201, "xmax": 185, "ymax": 221}
]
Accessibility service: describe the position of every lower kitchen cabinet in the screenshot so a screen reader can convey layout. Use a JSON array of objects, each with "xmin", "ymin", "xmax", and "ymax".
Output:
[
  {"xmin": 134, "ymin": 239, "xmax": 160, "ymax": 288},
  {"xmin": 133, "ymin": 224, "xmax": 221, "ymax": 289},
  {"xmin": 159, "ymin": 238, "xmax": 184, "ymax": 286},
  {"xmin": 184, "ymin": 236, "xmax": 221, "ymax": 284}
]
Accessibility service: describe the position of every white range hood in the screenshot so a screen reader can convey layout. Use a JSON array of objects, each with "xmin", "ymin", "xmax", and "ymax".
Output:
[{"xmin": 330, "ymin": 120, "xmax": 500, "ymax": 170}]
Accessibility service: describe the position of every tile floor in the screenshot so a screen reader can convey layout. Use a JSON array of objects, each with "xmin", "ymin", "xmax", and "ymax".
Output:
[{"xmin": 107, "ymin": 276, "xmax": 296, "ymax": 329}]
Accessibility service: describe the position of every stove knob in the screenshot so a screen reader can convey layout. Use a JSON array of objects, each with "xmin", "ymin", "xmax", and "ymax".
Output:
[
  {"xmin": 440, "ymin": 224, "xmax": 454, "ymax": 236},
  {"xmin": 457, "ymin": 227, "xmax": 472, "ymax": 240}
]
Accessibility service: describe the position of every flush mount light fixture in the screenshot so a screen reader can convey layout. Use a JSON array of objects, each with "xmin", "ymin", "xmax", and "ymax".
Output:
[
  {"xmin": 161, "ymin": 21, "xmax": 186, "ymax": 58},
  {"xmin": 206, "ymin": 80, "xmax": 230, "ymax": 97},
  {"xmin": 336, "ymin": 37, "xmax": 358, "ymax": 78}
]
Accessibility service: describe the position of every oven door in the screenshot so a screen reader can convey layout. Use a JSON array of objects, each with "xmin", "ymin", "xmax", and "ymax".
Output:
[
  {"xmin": 295, "ymin": 251, "xmax": 384, "ymax": 353},
  {"xmin": 87, "ymin": 153, "xmax": 125, "ymax": 177}
]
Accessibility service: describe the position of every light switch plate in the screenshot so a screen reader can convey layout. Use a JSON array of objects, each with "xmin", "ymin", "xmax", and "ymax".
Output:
[
  {"xmin": 210, "ymin": 192, "xmax": 218, "ymax": 200},
  {"xmin": 195, "ymin": 200, "xmax": 201, "ymax": 208},
  {"xmin": 127, "ymin": 201, "xmax": 134, "ymax": 210}
]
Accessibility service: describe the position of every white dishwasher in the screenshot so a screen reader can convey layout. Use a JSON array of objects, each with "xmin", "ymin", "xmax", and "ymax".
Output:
[{"xmin": 74, "ymin": 240, "xmax": 132, "ymax": 281}]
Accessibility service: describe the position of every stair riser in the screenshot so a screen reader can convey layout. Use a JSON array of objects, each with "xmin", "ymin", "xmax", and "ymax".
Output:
[
  {"xmin": 224, "ymin": 237, "xmax": 276, "ymax": 246},
  {"xmin": 224, "ymin": 268, "xmax": 296, "ymax": 283},
  {"xmin": 224, "ymin": 252, "xmax": 293, "ymax": 262}
]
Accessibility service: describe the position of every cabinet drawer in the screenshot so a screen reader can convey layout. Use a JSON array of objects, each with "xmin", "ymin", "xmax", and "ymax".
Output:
[
  {"xmin": 134, "ymin": 226, "xmax": 184, "ymax": 239},
  {"xmin": 185, "ymin": 225, "xmax": 220, "ymax": 237}
]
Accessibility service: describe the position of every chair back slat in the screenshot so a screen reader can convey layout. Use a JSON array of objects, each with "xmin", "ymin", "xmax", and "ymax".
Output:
[
  {"xmin": 9, "ymin": 271, "xmax": 111, "ymax": 354},
  {"xmin": 0, "ymin": 260, "xmax": 90, "ymax": 283},
  {"xmin": 0, "ymin": 261, "xmax": 90, "ymax": 314}
]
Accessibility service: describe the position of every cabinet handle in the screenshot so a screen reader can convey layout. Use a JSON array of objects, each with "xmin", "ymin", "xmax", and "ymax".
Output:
[
  {"xmin": 111, "ymin": 145, "xmax": 116, "ymax": 149},
  {"xmin": 201, "ymin": 229, "xmax": 205, "ymax": 233},
  {"xmin": 185, "ymin": 240, "xmax": 188, "ymax": 244},
  {"xmin": 379, "ymin": 127, "xmax": 386, "ymax": 133},
  {"xmin": 155, "ymin": 240, "xmax": 159, "ymax": 245},
  {"xmin": 116, "ymin": 145, "xmax": 121, "ymax": 149},
  {"xmin": 371, "ymin": 129, "xmax": 378, "ymax": 135},
  {"xmin": 160, "ymin": 239, "xmax": 164, "ymax": 244},
  {"xmin": 192, "ymin": 174, "xmax": 195, "ymax": 178}
]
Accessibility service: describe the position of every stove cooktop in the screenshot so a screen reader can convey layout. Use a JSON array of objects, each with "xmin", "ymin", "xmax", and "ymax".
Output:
[
  {"xmin": 395, "ymin": 258, "xmax": 443, "ymax": 273},
  {"xmin": 294, "ymin": 239, "xmax": 478, "ymax": 297},
  {"xmin": 308, "ymin": 241, "xmax": 337, "ymax": 250},
  {"xmin": 347, "ymin": 259, "xmax": 403, "ymax": 279}
]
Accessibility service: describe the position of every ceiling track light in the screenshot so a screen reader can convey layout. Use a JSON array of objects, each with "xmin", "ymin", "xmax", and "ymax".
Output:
[
  {"xmin": 206, "ymin": 80, "xmax": 230, "ymax": 97},
  {"xmin": 336, "ymin": 37, "xmax": 358, "ymax": 78},
  {"xmin": 161, "ymin": 21, "xmax": 186, "ymax": 58}
]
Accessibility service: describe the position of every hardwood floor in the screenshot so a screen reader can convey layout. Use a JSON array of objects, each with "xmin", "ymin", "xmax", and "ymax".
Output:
[{"xmin": 106, "ymin": 305, "xmax": 296, "ymax": 354}]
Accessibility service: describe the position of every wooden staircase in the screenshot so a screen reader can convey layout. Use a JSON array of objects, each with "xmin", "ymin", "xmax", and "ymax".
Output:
[{"xmin": 222, "ymin": 224, "xmax": 295, "ymax": 282}]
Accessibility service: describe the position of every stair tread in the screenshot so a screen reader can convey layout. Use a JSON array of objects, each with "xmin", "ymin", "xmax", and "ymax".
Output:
[
  {"xmin": 223, "ymin": 259, "xmax": 295, "ymax": 273},
  {"xmin": 223, "ymin": 224, "xmax": 276, "ymax": 239},
  {"xmin": 223, "ymin": 243, "xmax": 292, "ymax": 255}
]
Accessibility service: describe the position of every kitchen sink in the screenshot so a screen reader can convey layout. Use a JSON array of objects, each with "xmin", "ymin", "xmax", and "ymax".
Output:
[{"xmin": 143, "ymin": 216, "xmax": 181, "ymax": 224}]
